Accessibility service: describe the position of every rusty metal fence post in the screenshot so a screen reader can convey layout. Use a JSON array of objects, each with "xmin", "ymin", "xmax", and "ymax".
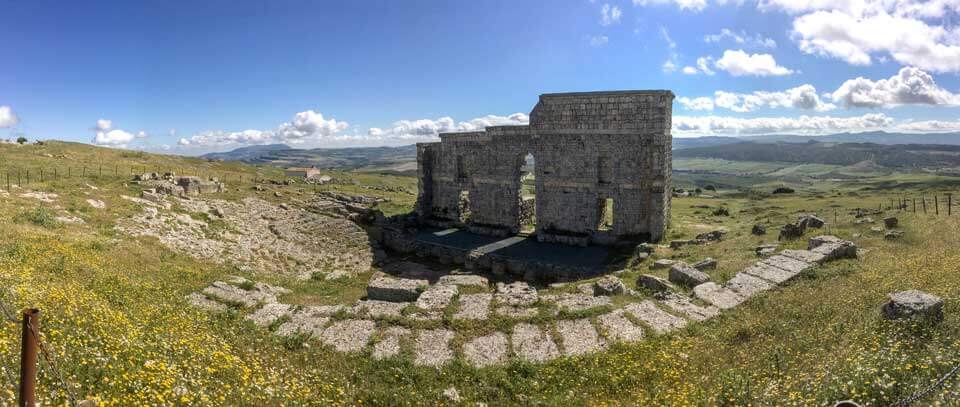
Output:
[{"xmin": 18, "ymin": 308, "xmax": 39, "ymax": 407}]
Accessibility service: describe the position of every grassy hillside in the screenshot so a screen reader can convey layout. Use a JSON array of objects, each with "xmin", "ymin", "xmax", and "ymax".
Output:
[
  {"xmin": 674, "ymin": 141, "xmax": 960, "ymax": 170},
  {"xmin": 0, "ymin": 141, "xmax": 959, "ymax": 405}
]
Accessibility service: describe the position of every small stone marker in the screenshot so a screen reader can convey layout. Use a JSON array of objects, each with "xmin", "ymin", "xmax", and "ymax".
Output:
[
  {"xmin": 884, "ymin": 230, "xmax": 904, "ymax": 240},
  {"xmin": 882, "ymin": 290, "xmax": 943, "ymax": 321},
  {"xmin": 651, "ymin": 259, "xmax": 675, "ymax": 270},
  {"xmin": 453, "ymin": 293, "xmax": 492, "ymax": 320},
  {"xmin": 623, "ymin": 301, "xmax": 687, "ymax": 334},
  {"xmin": 320, "ymin": 320, "xmax": 376, "ymax": 353},
  {"xmin": 597, "ymin": 310, "xmax": 645, "ymax": 343},
  {"xmin": 414, "ymin": 329, "xmax": 455, "ymax": 367},
  {"xmin": 512, "ymin": 323, "xmax": 560, "ymax": 362},
  {"xmin": 693, "ymin": 283, "xmax": 744, "ymax": 309},
  {"xmin": 668, "ymin": 263, "xmax": 712, "ymax": 287},
  {"xmin": 755, "ymin": 244, "xmax": 778, "ymax": 257},
  {"xmin": 557, "ymin": 318, "xmax": 605, "ymax": 356},
  {"xmin": 593, "ymin": 275, "xmax": 625, "ymax": 296},
  {"xmin": 463, "ymin": 332, "xmax": 510, "ymax": 367},
  {"xmin": 751, "ymin": 224, "xmax": 766, "ymax": 235}
]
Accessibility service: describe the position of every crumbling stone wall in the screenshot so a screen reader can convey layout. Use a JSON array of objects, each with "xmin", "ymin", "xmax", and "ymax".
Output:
[{"xmin": 415, "ymin": 90, "xmax": 673, "ymax": 245}]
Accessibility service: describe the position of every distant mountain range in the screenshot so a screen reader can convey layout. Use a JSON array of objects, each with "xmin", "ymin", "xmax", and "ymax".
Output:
[{"xmin": 201, "ymin": 131, "xmax": 960, "ymax": 171}]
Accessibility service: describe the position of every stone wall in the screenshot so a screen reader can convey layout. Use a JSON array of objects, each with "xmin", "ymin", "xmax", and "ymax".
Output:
[{"xmin": 415, "ymin": 90, "xmax": 673, "ymax": 244}]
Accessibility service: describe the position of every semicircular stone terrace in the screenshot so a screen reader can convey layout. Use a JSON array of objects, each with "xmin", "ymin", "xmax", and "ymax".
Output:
[{"xmin": 188, "ymin": 236, "xmax": 858, "ymax": 367}]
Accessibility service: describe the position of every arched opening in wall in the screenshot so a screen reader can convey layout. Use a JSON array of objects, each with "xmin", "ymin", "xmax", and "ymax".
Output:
[
  {"xmin": 519, "ymin": 153, "xmax": 537, "ymax": 234},
  {"xmin": 458, "ymin": 190, "xmax": 471, "ymax": 224},
  {"xmin": 597, "ymin": 197, "xmax": 613, "ymax": 231}
]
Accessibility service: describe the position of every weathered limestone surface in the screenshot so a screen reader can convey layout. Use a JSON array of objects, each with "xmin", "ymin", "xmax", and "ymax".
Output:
[
  {"xmin": 495, "ymin": 281, "xmax": 538, "ymax": 306},
  {"xmin": 597, "ymin": 310, "xmax": 645, "ymax": 343},
  {"xmin": 623, "ymin": 301, "xmax": 687, "ymax": 334},
  {"xmin": 416, "ymin": 284, "xmax": 458, "ymax": 310},
  {"xmin": 463, "ymin": 332, "xmax": 510, "ymax": 367},
  {"xmin": 353, "ymin": 300, "xmax": 408, "ymax": 319},
  {"xmin": 414, "ymin": 329, "xmax": 455, "ymax": 367},
  {"xmin": 414, "ymin": 90, "xmax": 674, "ymax": 244},
  {"xmin": 454, "ymin": 293, "xmax": 492, "ymax": 320},
  {"xmin": 557, "ymin": 319, "xmax": 605, "ymax": 356},
  {"xmin": 546, "ymin": 294, "xmax": 612, "ymax": 312},
  {"xmin": 882, "ymin": 290, "xmax": 944, "ymax": 321},
  {"xmin": 637, "ymin": 274, "xmax": 674, "ymax": 292},
  {"xmin": 512, "ymin": 323, "xmax": 560, "ymax": 362},
  {"xmin": 693, "ymin": 283, "xmax": 744, "ymax": 310},
  {"xmin": 438, "ymin": 274, "xmax": 489, "ymax": 287},
  {"xmin": 657, "ymin": 293, "xmax": 719, "ymax": 321},
  {"xmin": 372, "ymin": 326, "xmax": 411, "ymax": 360},
  {"xmin": 246, "ymin": 303, "xmax": 293, "ymax": 327},
  {"xmin": 725, "ymin": 273, "xmax": 774, "ymax": 298},
  {"xmin": 320, "ymin": 320, "xmax": 376, "ymax": 353},
  {"xmin": 668, "ymin": 263, "xmax": 711, "ymax": 287}
]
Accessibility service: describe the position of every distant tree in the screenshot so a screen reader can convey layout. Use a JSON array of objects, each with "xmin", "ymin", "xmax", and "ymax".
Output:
[
  {"xmin": 16, "ymin": 136, "xmax": 27, "ymax": 144},
  {"xmin": 773, "ymin": 186, "xmax": 795, "ymax": 194},
  {"xmin": 694, "ymin": 188, "xmax": 702, "ymax": 194},
  {"xmin": 704, "ymin": 185, "xmax": 716, "ymax": 191}
]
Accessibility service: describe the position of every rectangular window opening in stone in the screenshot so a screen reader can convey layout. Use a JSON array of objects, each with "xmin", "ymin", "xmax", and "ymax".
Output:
[
  {"xmin": 598, "ymin": 155, "xmax": 612, "ymax": 184},
  {"xmin": 519, "ymin": 153, "xmax": 536, "ymax": 234},
  {"xmin": 456, "ymin": 155, "xmax": 467, "ymax": 180},
  {"xmin": 598, "ymin": 197, "xmax": 614, "ymax": 231},
  {"xmin": 458, "ymin": 190, "xmax": 471, "ymax": 223}
]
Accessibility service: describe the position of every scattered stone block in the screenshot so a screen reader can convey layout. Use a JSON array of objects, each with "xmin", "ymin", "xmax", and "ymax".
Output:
[
  {"xmin": 437, "ymin": 274, "xmax": 488, "ymax": 287},
  {"xmin": 656, "ymin": 293, "xmax": 719, "ymax": 321},
  {"xmin": 799, "ymin": 214, "xmax": 825, "ymax": 229},
  {"xmin": 743, "ymin": 262, "xmax": 798, "ymax": 284},
  {"xmin": 416, "ymin": 284, "xmax": 458, "ymax": 310},
  {"xmin": 669, "ymin": 263, "xmax": 712, "ymax": 287},
  {"xmin": 557, "ymin": 318, "xmax": 605, "ymax": 356},
  {"xmin": 202, "ymin": 281, "xmax": 277, "ymax": 307},
  {"xmin": 691, "ymin": 257, "xmax": 718, "ymax": 271},
  {"xmin": 593, "ymin": 276, "xmax": 625, "ymax": 296},
  {"xmin": 882, "ymin": 290, "xmax": 943, "ymax": 321},
  {"xmin": 637, "ymin": 274, "xmax": 674, "ymax": 292},
  {"xmin": 670, "ymin": 239, "xmax": 707, "ymax": 249},
  {"xmin": 367, "ymin": 274, "xmax": 427, "ymax": 302},
  {"xmin": 453, "ymin": 293, "xmax": 492, "ymax": 320},
  {"xmin": 372, "ymin": 326, "xmax": 412, "ymax": 360},
  {"xmin": 763, "ymin": 255, "xmax": 815, "ymax": 276},
  {"xmin": 780, "ymin": 249, "xmax": 828, "ymax": 265},
  {"xmin": 463, "ymin": 332, "xmax": 509, "ymax": 367},
  {"xmin": 884, "ymin": 217, "xmax": 898, "ymax": 229},
  {"xmin": 495, "ymin": 281, "xmax": 537, "ymax": 306},
  {"xmin": 651, "ymin": 259, "xmax": 676, "ymax": 270},
  {"xmin": 414, "ymin": 329, "xmax": 455, "ymax": 367},
  {"xmin": 696, "ymin": 230, "xmax": 727, "ymax": 241},
  {"xmin": 623, "ymin": 301, "xmax": 687, "ymax": 334},
  {"xmin": 724, "ymin": 273, "xmax": 774, "ymax": 298},
  {"xmin": 779, "ymin": 222, "xmax": 806, "ymax": 240},
  {"xmin": 755, "ymin": 244, "xmax": 778, "ymax": 257},
  {"xmin": 511, "ymin": 323, "xmax": 560, "ymax": 363},
  {"xmin": 320, "ymin": 320, "xmax": 376, "ymax": 353},
  {"xmin": 693, "ymin": 283, "xmax": 744, "ymax": 309},
  {"xmin": 597, "ymin": 310, "xmax": 645, "ymax": 343},
  {"xmin": 576, "ymin": 283, "xmax": 594, "ymax": 296},
  {"xmin": 549, "ymin": 294, "xmax": 612, "ymax": 312},
  {"xmin": 751, "ymin": 224, "xmax": 767, "ymax": 235},
  {"xmin": 884, "ymin": 230, "xmax": 905, "ymax": 240},
  {"xmin": 810, "ymin": 239, "xmax": 858, "ymax": 260}
]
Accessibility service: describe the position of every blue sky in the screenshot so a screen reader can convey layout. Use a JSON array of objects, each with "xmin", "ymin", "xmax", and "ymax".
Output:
[{"xmin": 3, "ymin": 0, "xmax": 960, "ymax": 153}]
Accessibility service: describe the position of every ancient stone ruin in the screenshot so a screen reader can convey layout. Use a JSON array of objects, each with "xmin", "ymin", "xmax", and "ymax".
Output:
[{"xmin": 414, "ymin": 90, "xmax": 674, "ymax": 246}]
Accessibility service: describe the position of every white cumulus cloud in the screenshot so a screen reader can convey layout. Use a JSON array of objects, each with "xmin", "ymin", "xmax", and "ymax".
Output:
[
  {"xmin": 0, "ymin": 106, "xmax": 19, "ymax": 128},
  {"xmin": 368, "ymin": 113, "xmax": 529, "ymax": 140},
  {"xmin": 590, "ymin": 35, "xmax": 609, "ymax": 47},
  {"xmin": 831, "ymin": 66, "xmax": 960, "ymax": 108},
  {"xmin": 714, "ymin": 49, "xmax": 793, "ymax": 76},
  {"xmin": 676, "ymin": 97, "xmax": 715, "ymax": 111},
  {"xmin": 896, "ymin": 119, "xmax": 960, "ymax": 132},
  {"xmin": 672, "ymin": 113, "xmax": 893, "ymax": 136},
  {"xmin": 633, "ymin": 0, "xmax": 709, "ymax": 12},
  {"xmin": 179, "ymin": 110, "xmax": 349, "ymax": 147},
  {"xmin": 711, "ymin": 85, "xmax": 836, "ymax": 112},
  {"xmin": 91, "ymin": 119, "xmax": 137, "ymax": 146}
]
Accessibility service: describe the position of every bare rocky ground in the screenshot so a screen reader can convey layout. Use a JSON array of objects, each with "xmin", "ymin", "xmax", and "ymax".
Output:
[
  {"xmin": 117, "ymin": 195, "xmax": 374, "ymax": 280},
  {"xmin": 187, "ymin": 235, "xmax": 860, "ymax": 367}
]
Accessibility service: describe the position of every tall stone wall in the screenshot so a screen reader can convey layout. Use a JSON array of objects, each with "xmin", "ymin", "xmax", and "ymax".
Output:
[{"xmin": 415, "ymin": 90, "xmax": 673, "ymax": 245}]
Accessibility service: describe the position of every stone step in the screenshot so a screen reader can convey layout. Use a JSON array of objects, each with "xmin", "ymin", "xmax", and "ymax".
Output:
[
  {"xmin": 453, "ymin": 293, "xmax": 492, "ymax": 320},
  {"xmin": 657, "ymin": 293, "xmax": 719, "ymax": 321},
  {"xmin": 623, "ymin": 301, "xmax": 687, "ymax": 334},
  {"xmin": 511, "ymin": 323, "xmax": 560, "ymax": 363},
  {"xmin": 414, "ymin": 329, "xmax": 455, "ymax": 367},
  {"xmin": 463, "ymin": 332, "xmax": 510, "ymax": 367},
  {"xmin": 597, "ymin": 310, "xmax": 645, "ymax": 343},
  {"xmin": 320, "ymin": 320, "xmax": 376, "ymax": 353}
]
